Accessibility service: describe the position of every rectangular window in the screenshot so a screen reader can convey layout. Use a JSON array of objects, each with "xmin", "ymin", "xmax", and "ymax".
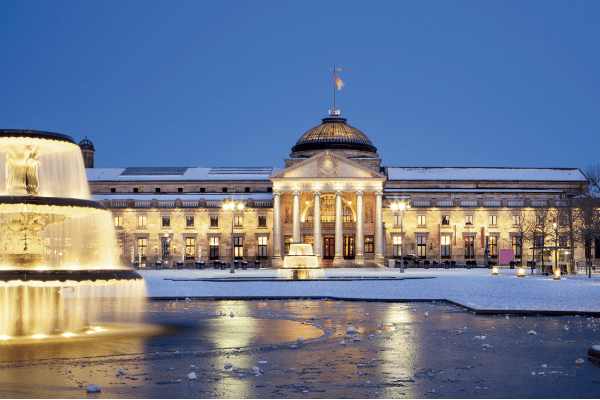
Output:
[
  {"xmin": 222, "ymin": 187, "xmax": 228, "ymax": 193},
  {"xmin": 464, "ymin": 235, "xmax": 475, "ymax": 259},
  {"xmin": 512, "ymin": 215, "xmax": 521, "ymax": 226},
  {"xmin": 489, "ymin": 235, "xmax": 498, "ymax": 258},
  {"xmin": 595, "ymin": 238, "xmax": 600, "ymax": 259},
  {"xmin": 441, "ymin": 236, "xmax": 451, "ymax": 258},
  {"xmin": 200, "ymin": 187, "xmax": 205, "ymax": 193},
  {"xmin": 489, "ymin": 215, "xmax": 497, "ymax": 226},
  {"xmin": 114, "ymin": 216, "xmax": 123, "ymax": 227},
  {"xmin": 559, "ymin": 235, "xmax": 568, "ymax": 247},
  {"xmin": 258, "ymin": 236, "xmax": 268, "ymax": 259},
  {"xmin": 209, "ymin": 237, "xmax": 219, "ymax": 260},
  {"xmin": 364, "ymin": 236, "xmax": 374, "ymax": 253},
  {"xmin": 234, "ymin": 215, "xmax": 243, "ymax": 227},
  {"xmin": 234, "ymin": 237, "xmax": 243, "ymax": 259},
  {"xmin": 512, "ymin": 236, "xmax": 522, "ymax": 259},
  {"xmin": 284, "ymin": 236, "xmax": 293, "ymax": 254},
  {"xmin": 417, "ymin": 236, "xmax": 427, "ymax": 257},
  {"xmin": 155, "ymin": 188, "xmax": 160, "ymax": 193},
  {"xmin": 303, "ymin": 234, "xmax": 314, "ymax": 245},
  {"xmin": 245, "ymin": 187, "xmax": 250, "ymax": 193},
  {"xmin": 394, "ymin": 215, "xmax": 402, "ymax": 226},
  {"xmin": 133, "ymin": 187, "xmax": 138, "ymax": 193},
  {"xmin": 417, "ymin": 215, "xmax": 426, "ymax": 227},
  {"xmin": 393, "ymin": 236, "xmax": 402, "ymax": 258},
  {"xmin": 137, "ymin": 237, "xmax": 147, "ymax": 261},
  {"xmin": 267, "ymin": 187, "xmax": 272, "ymax": 193},
  {"xmin": 465, "ymin": 215, "xmax": 473, "ymax": 226},
  {"xmin": 442, "ymin": 215, "xmax": 450, "ymax": 226},
  {"xmin": 258, "ymin": 216, "xmax": 267, "ymax": 227},
  {"xmin": 138, "ymin": 215, "xmax": 146, "ymax": 228},
  {"xmin": 111, "ymin": 188, "xmax": 116, "ymax": 193},
  {"xmin": 162, "ymin": 216, "xmax": 170, "ymax": 227},
  {"xmin": 210, "ymin": 216, "xmax": 218, "ymax": 227},
  {"xmin": 186, "ymin": 216, "xmax": 194, "ymax": 227},
  {"xmin": 185, "ymin": 237, "xmax": 195, "ymax": 260},
  {"xmin": 178, "ymin": 188, "xmax": 183, "ymax": 193}
]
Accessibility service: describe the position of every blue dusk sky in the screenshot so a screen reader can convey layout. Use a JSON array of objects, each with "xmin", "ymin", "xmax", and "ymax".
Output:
[{"xmin": 1, "ymin": 1, "xmax": 599, "ymax": 171}]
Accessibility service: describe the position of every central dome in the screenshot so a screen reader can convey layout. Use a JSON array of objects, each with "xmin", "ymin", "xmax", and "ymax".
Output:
[{"xmin": 291, "ymin": 115, "xmax": 377, "ymax": 156}]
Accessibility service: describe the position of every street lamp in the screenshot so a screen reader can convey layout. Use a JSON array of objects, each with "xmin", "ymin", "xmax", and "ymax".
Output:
[
  {"xmin": 391, "ymin": 202, "xmax": 411, "ymax": 260},
  {"xmin": 223, "ymin": 199, "xmax": 244, "ymax": 273},
  {"xmin": 485, "ymin": 231, "xmax": 491, "ymax": 267}
]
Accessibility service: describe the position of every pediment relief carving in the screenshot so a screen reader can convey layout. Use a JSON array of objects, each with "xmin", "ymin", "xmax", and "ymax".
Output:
[{"xmin": 271, "ymin": 152, "xmax": 385, "ymax": 180}]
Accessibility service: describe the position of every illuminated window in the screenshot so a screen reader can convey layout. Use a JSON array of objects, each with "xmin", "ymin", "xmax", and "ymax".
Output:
[
  {"xmin": 464, "ymin": 235, "xmax": 475, "ymax": 259},
  {"xmin": 186, "ymin": 216, "xmax": 194, "ymax": 227},
  {"xmin": 417, "ymin": 236, "xmax": 427, "ymax": 257},
  {"xmin": 114, "ymin": 216, "xmax": 123, "ymax": 227},
  {"xmin": 234, "ymin": 215, "xmax": 243, "ymax": 227},
  {"xmin": 210, "ymin": 216, "xmax": 218, "ymax": 227},
  {"xmin": 489, "ymin": 215, "xmax": 497, "ymax": 226},
  {"xmin": 512, "ymin": 236, "xmax": 522, "ymax": 259},
  {"xmin": 442, "ymin": 215, "xmax": 450, "ymax": 226},
  {"xmin": 364, "ymin": 236, "xmax": 374, "ymax": 253},
  {"xmin": 393, "ymin": 236, "xmax": 402, "ymax": 258},
  {"xmin": 489, "ymin": 235, "xmax": 498, "ymax": 258},
  {"xmin": 284, "ymin": 236, "xmax": 292, "ymax": 253},
  {"xmin": 257, "ymin": 236, "xmax": 268, "ymax": 259},
  {"xmin": 307, "ymin": 196, "xmax": 353, "ymax": 223},
  {"xmin": 137, "ymin": 237, "xmax": 147, "ymax": 261},
  {"xmin": 138, "ymin": 215, "xmax": 146, "ymax": 228},
  {"xmin": 441, "ymin": 236, "xmax": 451, "ymax": 259},
  {"xmin": 258, "ymin": 216, "xmax": 267, "ymax": 227},
  {"xmin": 185, "ymin": 237, "xmax": 195, "ymax": 260},
  {"xmin": 303, "ymin": 234, "xmax": 313, "ymax": 245},
  {"xmin": 465, "ymin": 215, "xmax": 473, "ymax": 225},
  {"xmin": 234, "ymin": 237, "xmax": 243, "ymax": 259},
  {"xmin": 209, "ymin": 237, "xmax": 219, "ymax": 260},
  {"xmin": 512, "ymin": 215, "xmax": 521, "ymax": 226},
  {"xmin": 162, "ymin": 216, "xmax": 170, "ymax": 227},
  {"xmin": 417, "ymin": 215, "xmax": 426, "ymax": 226}
]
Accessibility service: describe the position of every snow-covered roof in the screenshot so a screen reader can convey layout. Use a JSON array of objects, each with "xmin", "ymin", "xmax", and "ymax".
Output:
[
  {"xmin": 87, "ymin": 167, "xmax": 285, "ymax": 182},
  {"xmin": 386, "ymin": 167, "xmax": 588, "ymax": 182},
  {"xmin": 384, "ymin": 188, "xmax": 563, "ymax": 194},
  {"xmin": 91, "ymin": 193, "xmax": 273, "ymax": 202}
]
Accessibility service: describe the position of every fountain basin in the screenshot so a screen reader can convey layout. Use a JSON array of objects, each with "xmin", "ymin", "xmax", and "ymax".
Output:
[{"xmin": 279, "ymin": 243, "xmax": 324, "ymax": 279}]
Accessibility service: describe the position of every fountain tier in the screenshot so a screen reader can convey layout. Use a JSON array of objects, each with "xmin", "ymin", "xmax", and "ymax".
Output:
[
  {"xmin": 0, "ymin": 129, "xmax": 144, "ymax": 338},
  {"xmin": 279, "ymin": 243, "xmax": 324, "ymax": 279}
]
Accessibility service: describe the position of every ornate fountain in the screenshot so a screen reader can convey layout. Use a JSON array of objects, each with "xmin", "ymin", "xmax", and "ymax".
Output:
[
  {"xmin": 0, "ymin": 130, "xmax": 145, "ymax": 339},
  {"xmin": 278, "ymin": 243, "xmax": 324, "ymax": 279}
]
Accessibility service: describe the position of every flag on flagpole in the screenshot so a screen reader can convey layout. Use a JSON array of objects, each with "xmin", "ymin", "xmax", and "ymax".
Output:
[{"xmin": 334, "ymin": 74, "xmax": 345, "ymax": 90}]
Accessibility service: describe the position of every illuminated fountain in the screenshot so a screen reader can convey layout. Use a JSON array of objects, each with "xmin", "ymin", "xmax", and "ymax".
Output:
[
  {"xmin": 0, "ymin": 129, "xmax": 146, "ymax": 339},
  {"xmin": 278, "ymin": 243, "xmax": 324, "ymax": 279}
]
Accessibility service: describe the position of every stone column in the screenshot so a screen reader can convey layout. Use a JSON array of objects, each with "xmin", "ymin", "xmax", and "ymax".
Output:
[
  {"xmin": 313, "ymin": 190, "xmax": 322, "ymax": 261},
  {"xmin": 374, "ymin": 188, "xmax": 384, "ymax": 264},
  {"xmin": 334, "ymin": 189, "xmax": 344, "ymax": 265},
  {"xmin": 355, "ymin": 190, "xmax": 364, "ymax": 264},
  {"xmin": 272, "ymin": 190, "xmax": 282, "ymax": 267},
  {"xmin": 292, "ymin": 190, "xmax": 301, "ymax": 243}
]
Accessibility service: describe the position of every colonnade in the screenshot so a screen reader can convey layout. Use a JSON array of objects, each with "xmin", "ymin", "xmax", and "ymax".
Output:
[{"xmin": 272, "ymin": 188, "xmax": 384, "ymax": 266}]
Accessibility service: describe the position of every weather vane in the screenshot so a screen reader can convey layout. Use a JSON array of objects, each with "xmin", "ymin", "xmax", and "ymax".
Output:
[{"xmin": 329, "ymin": 66, "xmax": 344, "ymax": 116}]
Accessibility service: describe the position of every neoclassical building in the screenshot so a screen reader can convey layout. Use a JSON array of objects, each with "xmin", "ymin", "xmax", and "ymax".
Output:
[{"xmin": 85, "ymin": 113, "xmax": 590, "ymax": 269}]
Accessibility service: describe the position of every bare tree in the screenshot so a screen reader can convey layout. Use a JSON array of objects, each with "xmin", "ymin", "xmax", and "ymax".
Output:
[
  {"xmin": 522, "ymin": 206, "xmax": 555, "ymax": 273},
  {"xmin": 585, "ymin": 163, "xmax": 600, "ymax": 198}
]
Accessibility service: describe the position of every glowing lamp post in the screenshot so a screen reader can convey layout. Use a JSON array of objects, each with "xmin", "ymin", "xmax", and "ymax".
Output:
[
  {"xmin": 517, "ymin": 267, "xmax": 526, "ymax": 277},
  {"xmin": 391, "ymin": 202, "xmax": 410, "ymax": 260},
  {"xmin": 554, "ymin": 268, "xmax": 561, "ymax": 280},
  {"xmin": 223, "ymin": 200, "xmax": 244, "ymax": 273}
]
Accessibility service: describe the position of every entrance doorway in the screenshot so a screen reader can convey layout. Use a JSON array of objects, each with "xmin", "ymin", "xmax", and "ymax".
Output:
[
  {"xmin": 162, "ymin": 236, "xmax": 171, "ymax": 264},
  {"xmin": 323, "ymin": 236, "xmax": 335, "ymax": 259},
  {"xmin": 344, "ymin": 235, "xmax": 355, "ymax": 259}
]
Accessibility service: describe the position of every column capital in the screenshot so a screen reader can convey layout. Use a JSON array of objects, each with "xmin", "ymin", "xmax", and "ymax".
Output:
[
  {"xmin": 375, "ymin": 188, "xmax": 383, "ymax": 196},
  {"xmin": 336, "ymin": 189, "xmax": 343, "ymax": 196},
  {"xmin": 356, "ymin": 189, "xmax": 364, "ymax": 197},
  {"xmin": 313, "ymin": 189, "xmax": 321, "ymax": 197},
  {"xmin": 273, "ymin": 189, "xmax": 281, "ymax": 196},
  {"xmin": 293, "ymin": 189, "xmax": 300, "ymax": 196}
]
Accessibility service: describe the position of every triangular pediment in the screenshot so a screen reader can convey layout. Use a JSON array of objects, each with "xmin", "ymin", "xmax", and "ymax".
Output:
[{"xmin": 270, "ymin": 151, "xmax": 385, "ymax": 180}]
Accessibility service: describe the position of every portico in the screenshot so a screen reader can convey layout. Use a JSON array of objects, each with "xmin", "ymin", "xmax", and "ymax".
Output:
[{"xmin": 270, "ymin": 151, "xmax": 386, "ymax": 267}]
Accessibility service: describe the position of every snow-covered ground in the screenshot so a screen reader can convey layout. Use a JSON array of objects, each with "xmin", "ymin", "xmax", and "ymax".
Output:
[{"xmin": 139, "ymin": 267, "xmax": 600, "ymax": 314}]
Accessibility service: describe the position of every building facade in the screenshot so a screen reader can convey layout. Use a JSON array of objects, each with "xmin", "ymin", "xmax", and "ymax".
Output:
[{"xmin": 85, "ymin": 114, "xmax": 590, "ymax": 269}]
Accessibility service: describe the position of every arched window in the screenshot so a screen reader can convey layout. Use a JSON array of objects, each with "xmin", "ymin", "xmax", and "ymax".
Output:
[{"xmin": 306, "ymin": 195, "xmax": 353, "ymax": 223}]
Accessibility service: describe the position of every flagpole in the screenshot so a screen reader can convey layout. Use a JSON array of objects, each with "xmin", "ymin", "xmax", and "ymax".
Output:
[{"xmin": 333, "ymin": 65, "xmax": 336, "ymax": 114}]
